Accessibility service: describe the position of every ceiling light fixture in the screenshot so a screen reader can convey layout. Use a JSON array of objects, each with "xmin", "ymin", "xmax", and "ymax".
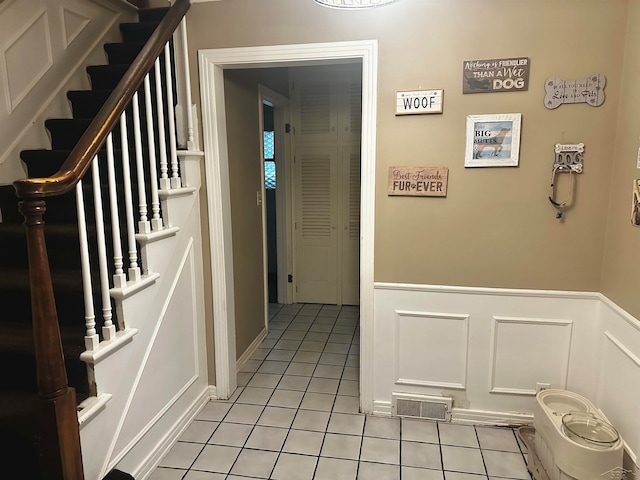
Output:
[{"xmin": 313, "ymin": 0, "xmax": 396, "ymax": 9}]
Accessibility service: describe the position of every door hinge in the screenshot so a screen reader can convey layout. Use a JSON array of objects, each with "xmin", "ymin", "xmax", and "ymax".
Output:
[
  {"xmin": 285, "ymin": 123, "xmax": 291, "ymax": 133},
  {"xmin": 288, "ymin": 274, "xmax": 293, "ymax": 283}
]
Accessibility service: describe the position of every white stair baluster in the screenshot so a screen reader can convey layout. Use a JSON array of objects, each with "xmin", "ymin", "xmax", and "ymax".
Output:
[
  {"xmin": 164, "ymin": 42, "xmax": 181, "ymax": 188},
  {"xmin": 154, "ymin": 58, "xmax": 170, "ymax": 190},
  {"xmin": 91, "ymin": 156, "xmax": 116, "ymax": 341},
  {"xmin": 132, "ymin": 92, "xmax": 151, "ymax": 235},
  {"xmin": 119, "ymin": 111, "xmax": 141, "ymax": 283},
  {"xmin": 180, "ymin": 17, "xmax": 195, "ymax": 150},
  {"xmin": 76, "ymin": 179, "xmax": 99, "ymax": 351},
  {"xmin": 144, "ymin": 73, "xmax": 163, "ymax": 231},
  {"xmin": 106, "ymin": 133, "xmax": 125, "ymax": 289}
]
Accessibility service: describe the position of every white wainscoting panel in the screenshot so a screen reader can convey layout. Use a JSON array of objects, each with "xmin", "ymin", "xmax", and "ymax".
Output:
[
  {"xmin": 2, "ymin": 9, "xmax": 52, "ymax": 112},
  {"xmin": 61, "ymin": 6, "xmax": 91, "ymax": 49},
  {"xmin": 395, "ymin": 310, "xmax": 468, "ymax": 389},
  {"xmin": 489, "ymin": 316, "xmax": 572, "ymax": 395},
  {"xmin": 373, "ymin": 283, "xmax": 600, "ymax": 418}
]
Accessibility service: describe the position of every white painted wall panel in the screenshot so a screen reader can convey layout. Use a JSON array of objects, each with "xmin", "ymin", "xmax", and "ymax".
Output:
[
  {"xmin": 395, "ymin": 311, "xmax": 468, "ymax": 389},
  {"xmin": 489, "ymin": 316, "xmax": 572, "ymax": 395}
]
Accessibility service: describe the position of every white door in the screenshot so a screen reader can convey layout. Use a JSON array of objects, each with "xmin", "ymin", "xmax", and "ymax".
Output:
[{"xmin": 291, "ymin": 65, "xmax": 361, "ymax": 305}]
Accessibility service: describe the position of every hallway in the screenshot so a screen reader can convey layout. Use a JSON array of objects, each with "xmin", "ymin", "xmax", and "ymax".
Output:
[{"xmin": 149, "ymin": 304, "xmax": 532, "ymax": 479}]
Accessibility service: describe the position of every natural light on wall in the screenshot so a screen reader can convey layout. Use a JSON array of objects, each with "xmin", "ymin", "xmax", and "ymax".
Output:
[{"xmin": 313, "ymin": 0, "xmax": 396, "ymax": 8}]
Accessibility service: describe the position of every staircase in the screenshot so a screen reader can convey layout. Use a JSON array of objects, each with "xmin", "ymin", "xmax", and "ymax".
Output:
[{"xmin": 0, "ymin": 2, "xmax": 198, "ymax": 478}]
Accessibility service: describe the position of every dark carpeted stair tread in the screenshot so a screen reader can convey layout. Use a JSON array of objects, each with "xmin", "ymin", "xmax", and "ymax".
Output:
[
  {"xmin": 104, "ymin": 41, "xmax": 146, "ymax": 65},
  {"xmin": 138, "ymin": 7, "xmax": 170, "ymax": 23},
  {"xmin": 0, "ymin": 267, "xmax": 84, "ymax": 290},
  {"xmin": 67, "ymin": 89, "xmax": 113, "ymax": 118},
  {"xmin": 0, "ymin": 322, "xmax": 85, "ymax": 358},
  {"xmin": 87, "ymin": 64, "xmax": 131, "ymax": 91},
  {"xmin": 119, "ymin": 21, "xmax": 162, "ymax": 43}
]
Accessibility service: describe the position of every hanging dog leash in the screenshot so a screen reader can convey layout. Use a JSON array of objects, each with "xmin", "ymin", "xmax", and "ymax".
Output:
[{"xmin": 549, "ymin": 143, "xmax": 584, "ymax": 219}]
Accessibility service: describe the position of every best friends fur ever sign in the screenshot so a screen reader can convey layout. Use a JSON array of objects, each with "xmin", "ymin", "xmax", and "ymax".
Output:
[{"xmin": 388, "ymin": 166, "xmax": 449, "ymax": 197}]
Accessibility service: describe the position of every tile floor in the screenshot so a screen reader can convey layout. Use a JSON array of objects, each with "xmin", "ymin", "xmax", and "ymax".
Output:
[{"xmin": 150, "ymin": 303, "xmax": 533, "ymax": 480}]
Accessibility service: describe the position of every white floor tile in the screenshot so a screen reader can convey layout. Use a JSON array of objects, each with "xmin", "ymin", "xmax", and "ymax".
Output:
[
  {"xmin": 286, "ymin": 362, "xmax": 317, "ymax": 376},
  {"xmin": 360, "ymin": 437, "xmax": 400, "ymax": 465},
  {"xmin": 271, "ymin": 453, "xmax": 318, "ymax": 480},
  {"xmin": 307, "ymin": 377, "xmax": 340, "ymax": 394},
  {"xmin": 266, "ymin": 349, "xmax": 296, "ymax": 362},
  {"xmin": 292, "ymin": 409, "xmax": 331, "ymax": 432},
  {"xmin": 282, "ymin": 429, "xmax": 325, "ymax": 455},
  {"xmin": 401, "ymin": 441, "xmax": 442, "ymax": 470},
  {"xmin": 277, "ymin": 374, "xmax": 311, "ymax": 391},
  {"xmin": 149, "ymin": 468, "xmax": 186, "ymax": 480},
  {"xmin": 441, "ymin": 445, "xmax": 485, "ymax": 475},
  {"xmin": 401, "ymin": 418, "xmax": 439, "ymax": 444},
  {"xmin": 196, "ymin": 402, "xmax": 231, "ymax": 422},
  {"xmin": 247, "ymin": 373, "xmax": 282, "ymax": 389},
  {"xmin": 207, "ymin": 422, "xmax": 253, "ymax": 447},
  {"xmin": 439, "ymin": 423, "xmax": 479, "ymax": 448},
  {"xmin": 333, "ymin": 395, "xmax": 361, "ymax": 414},
  {"xmin": 183, "ymin": 471, "xmax": 226, "ymax": 480},
  {"xmin": 357, "ymin": 461, "xmax": 400, "ymax": 480},
  {"xmin": 293, "ymin": 351, "xmax": 322, "ymax": 364},
  {"xmin": 267, "ymin": 389, "xmax": 304, "ymax": 408},
  {"xmin": 244, "ymin": 425, "xmax": 288, "ymax": 451},
  {"xmin": 224, "ymin": 404, "xmax": 264, "ymax": 425},
  {"xmin": 191, "ymin": 445, "xmax": 240, "ymax": 474},
  {"xmin": 327, "ymin": 412, "xmax": 365, "ymax": 435},
  {"xmin": 445, "ymin": 473, "xmax": 487, "ymax": 480},
  {"xmin": 476, "ymin": 426, "xmax": 521, "ymax": 452},
  {"xmin": 256, "ymin": 405, "xmax": 297, "ymax": 428},
  {"xmin": 323, "ymin": 343, "xmax": 351, "ymax": 354},
  {"xmin": 300, "ymin": 392, "xmax": 335, "ymax": 411},
  {"xmin": 159, "ymin": 442, "xmax": 203, "ymax": 469},
  {"xmin": 402, "ymin": 466, "xmax": 445, "ymax": 480},
  {"xmin": 236, "ymin": 387, "xmax": 273, "ymax": 406},
  {"xmin": 321, "ymin": 432, "xmax": 362, "ymax": 460},
  {"xmin": 179, "ymin": 421, "xmax": 219, "ymax": 443},
  {"xmin": 338, "ymin": 379, "xmax": 359, "ymax": 396},
  {"xmin": 482, "ymin": 450, "xmax": 530, "ymax": 479},
  {"xmin": 320, "ymin": 353, "xmax": 348, "ymax": 366},
  {"xmin": 313, "ymin": 364, "xmax": 344, "ymax": 379},
  {"xmin": 299, "ymin": 340, "xmax": 326, "ymax": 352},
  {"xmin": 228, "ymin": 448, "xmax": 278, "ymax": 478},
  {"xmin": 315, "ymin": 457, "xmax": 358, "ymax": 480},
  {"xmin": 364, "ymin": 416, "xmax": 400, "ymax": 440},
  {"xmin": 258, "ymin": 360, "xmax": 290, "ymax": 374}
]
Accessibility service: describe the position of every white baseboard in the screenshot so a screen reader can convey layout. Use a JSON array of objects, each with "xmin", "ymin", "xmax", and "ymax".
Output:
[
  {"xmin": 208, "ymin": 385, "xmax": 218, "ymax": 400},
  {"xmin": 372, "ymin": 400, "xmax": 393, "ymax": 417},
  {"xmin": 236, "ymin": 327, "xmax": 267, "ymax": 373},
  {"xmin": 134, "ymin": 386, "xmax": 211, "ymax": 480},
  {"xmin": 451, "ymin": 408, "xmax": 533, "ymax": 426}
]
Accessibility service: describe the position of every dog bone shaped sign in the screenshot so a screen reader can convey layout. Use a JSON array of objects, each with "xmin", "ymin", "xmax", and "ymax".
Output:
[{"xmin": 544, "ymin": 74, "xmax": 606, "ymax": 109}]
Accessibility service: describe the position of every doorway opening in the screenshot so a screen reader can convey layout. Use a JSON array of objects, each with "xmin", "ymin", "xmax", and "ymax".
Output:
[{"xmin": 199, "ymin": 41, "xmax": 377, "ymax": 413}]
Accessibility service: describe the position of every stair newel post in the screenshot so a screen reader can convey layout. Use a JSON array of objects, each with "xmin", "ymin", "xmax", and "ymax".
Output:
[
  {"xmin": 132, "ymin": 92, "xmax": 151, "ymax": 237},
  {"xmin": 18, "ymin": 198, "xmax": 84, "ymax": 480},
  {"xmin": 91, "ymin": 154, "xmax": 116, "ymax": 341},
  {"xmin": 179, "ymin": 16, "xmax": 196, "ymax": 151},
  {"xmin": 154, "ymin": 58, "xmax": 171, "ymax": 191},
  {"xmin": 119, "ymin": 111, "xmax": 141, "ymax": 283},
  {"xmin": 164, "ymin": 42, "xmax": 181, "ymax": 189},
  {"xmin": 143, "ymin": 73, "xmax": 163, "ymax": 231}
]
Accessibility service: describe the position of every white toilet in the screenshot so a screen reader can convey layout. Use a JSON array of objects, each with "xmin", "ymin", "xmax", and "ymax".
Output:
[{"xmin": 533, "ymin": 389, "xmax": 623, "ymax": 480}]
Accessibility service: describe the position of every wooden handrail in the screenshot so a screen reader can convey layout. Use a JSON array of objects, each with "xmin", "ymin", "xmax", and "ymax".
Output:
[{"xmin": 13, "ymin": 0, "xmax": 191, "ymax": 200}]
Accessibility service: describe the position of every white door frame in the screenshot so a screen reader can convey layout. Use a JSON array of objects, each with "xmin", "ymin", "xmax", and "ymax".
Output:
[
  {"xmin": 258, "ymin": 85, "xmax": 292, "ymax": 306},
  {"xmin": 199, "ymin": 41, "xmax": 377, "ymax": 412}
]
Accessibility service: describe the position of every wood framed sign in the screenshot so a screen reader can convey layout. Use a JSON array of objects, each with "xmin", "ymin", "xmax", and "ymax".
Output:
[
  {"xmin": 388, "ymin": 166, "xmax": 449, "ymax": 197},
  {"xmin": 396, "ymin": 89, "xmax": 443, "ymax": 115},
  {"xmin": 463, "ymin": 57, "xmax": 530, "ymax": 94}
]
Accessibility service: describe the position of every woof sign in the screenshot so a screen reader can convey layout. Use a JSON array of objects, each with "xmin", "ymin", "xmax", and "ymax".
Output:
[
  {"xmin": 396, "ymin": 89, "xmax": 443, "ymax": 115},
  {"xmin": 388, "ymin": 166, "xmax": 449, "ymax": 197}
]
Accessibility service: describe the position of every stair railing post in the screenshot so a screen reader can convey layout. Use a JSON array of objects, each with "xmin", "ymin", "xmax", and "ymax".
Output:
[
  {"xmin": 179, "ymin": 16, "xmax": 196, "ymax": 151},
  {"xmin": 19, "ymin": 198, "xmax": 84, "ymax": 480}
]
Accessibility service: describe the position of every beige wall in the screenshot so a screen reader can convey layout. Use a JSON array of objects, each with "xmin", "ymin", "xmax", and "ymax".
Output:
[
  {"xmin": 601, "ymin": 1, "xmax": 640, "ymax": 319},
  {"xmin": 188, "ymin": 0, "xmax": 627, "ymax": 296},
  {"xmin": 223, "ymin": 68, "xmax": 289, "ymax": 359}
]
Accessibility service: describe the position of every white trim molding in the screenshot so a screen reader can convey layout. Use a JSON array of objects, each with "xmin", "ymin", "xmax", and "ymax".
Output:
[{"xmin": 199, "ymin": 40, "xmax": 378, "ymax": 411}]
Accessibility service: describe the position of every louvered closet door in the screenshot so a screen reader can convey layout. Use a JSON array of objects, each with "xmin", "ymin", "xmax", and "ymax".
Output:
[
  {"xmin": 341, "ymin": 146, "xmax": 361, "ymax": 306},
  {"xmin": 294, "ymin": 146, "xmax": 339, "ymax": 304},
  {"xmin": 295, "ymin": 77, "xmax": 339, "ymax": 143}
]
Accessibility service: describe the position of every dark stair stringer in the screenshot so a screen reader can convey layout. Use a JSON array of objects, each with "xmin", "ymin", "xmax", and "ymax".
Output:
[{"xmin": 0, "ymin": 6, "xmax": 173, "ymax": 476}]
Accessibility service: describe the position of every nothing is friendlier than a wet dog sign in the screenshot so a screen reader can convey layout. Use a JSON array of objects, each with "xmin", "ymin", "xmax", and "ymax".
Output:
[{"xmin": 463, "ymin": 57, "xmax": 530, "ymax": 94}]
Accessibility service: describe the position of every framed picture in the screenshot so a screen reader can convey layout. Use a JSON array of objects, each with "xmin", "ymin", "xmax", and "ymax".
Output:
[{"xmin": 465, "ymin": 113, "xmax": 522, "ymax": 167}]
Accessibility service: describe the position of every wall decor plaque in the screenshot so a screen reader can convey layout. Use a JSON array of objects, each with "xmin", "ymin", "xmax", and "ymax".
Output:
[
  {"xmin": 544, "ymin": 74, "xmax": 606, "ymax": 109},
  {"xmin": 395, "ymin": 89, "xmax": 443, "ymax": 115},
  {"xmin": 463, "ymin": 57, "xmax": 530, "ymax": 94},
  {"xmin": 388, "ymin": 166, "xmax": 448, "ymax": 197},
  {"xmin": 465, "ymin": 113, "xmax": 522, "ymax": 167}
]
